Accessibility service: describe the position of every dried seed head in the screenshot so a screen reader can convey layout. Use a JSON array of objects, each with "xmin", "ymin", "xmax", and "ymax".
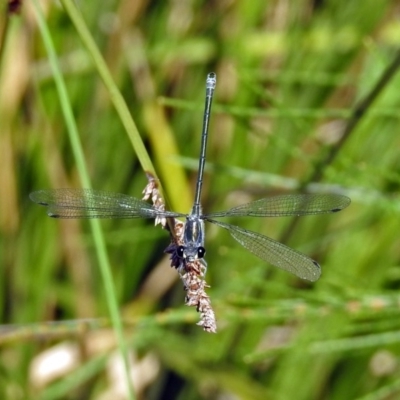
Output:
[
  {"xmin": 143, "ymin": 174, "xmax": 217, "ymax": 332},
  {"xmin": 142, "ymin": 172, "xmax": 167, "ymax": 228}
]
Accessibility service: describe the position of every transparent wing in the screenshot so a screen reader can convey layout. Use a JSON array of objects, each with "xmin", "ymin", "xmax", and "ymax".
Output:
[
  {"xmin": 208, "ymin": 219, "xmax": 321, "ymax": 281},
  {"xmin": 29, "ymin": 189, "xmax": 185, "ymax": 219},
  {"xmin": 205, "ymin": 194, "xmax": 350, "ymax": 218}
]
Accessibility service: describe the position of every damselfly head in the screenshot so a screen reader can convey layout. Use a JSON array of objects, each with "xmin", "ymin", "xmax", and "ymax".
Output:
[{"xmin": 178, "ymin": 245, "xmax": 206, "ymax": 262}]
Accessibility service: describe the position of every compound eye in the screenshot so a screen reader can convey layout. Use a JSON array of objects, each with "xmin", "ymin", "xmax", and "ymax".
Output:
[
  {"xmin": 197, "ymin": 246, "xmax": 206, "ymax": 259},
  {"xmin": 177, "ymin": 246, "xmax": 185, "ymax": 258}
]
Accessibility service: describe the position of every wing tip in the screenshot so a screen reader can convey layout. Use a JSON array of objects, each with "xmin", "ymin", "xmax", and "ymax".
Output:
[
  {"xmin": 305, "ymin": 260, "xmax": 321, "ymax": 282},
  {"xmin": 331, "ymin": 196, "xmax": 351, "ymax": 212},
  {"xmin": 29, "ymin": 191, "xmax": 50, "ymax": 206}
]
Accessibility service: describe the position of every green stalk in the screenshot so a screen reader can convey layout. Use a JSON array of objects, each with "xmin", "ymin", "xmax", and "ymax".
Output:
[
  {"xmin": 32, "ymin": 2, "xmax": 135, "ymax": 399},
  {"xmin": 59, "ymin": 0, "xmax": 156, "ymax": 176}
]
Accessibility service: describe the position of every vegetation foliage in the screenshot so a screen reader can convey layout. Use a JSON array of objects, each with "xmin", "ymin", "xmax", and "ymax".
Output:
[{"xmin": 1, "ymin": 0, "xmax": 400, "ymax": 399}]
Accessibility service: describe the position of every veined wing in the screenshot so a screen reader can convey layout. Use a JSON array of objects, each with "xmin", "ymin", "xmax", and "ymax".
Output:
[
  {"xmin": 205, "ymin": 194, "xmax": 350, "ymax": 218},
  {"xmin": 29, "ymin": 189, "xmax": 185, "ymax": 219},
  {"xmin": 207, "ymin": 219, "xmax": 321, "ymax": 281}
]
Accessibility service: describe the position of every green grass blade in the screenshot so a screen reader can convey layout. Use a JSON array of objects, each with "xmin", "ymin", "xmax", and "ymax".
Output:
[
  {"xmin": 31, "ymin": 1, "xmax": 135, "ymax": 398},
  {"xmin": 59, "ymin": 0, "xmax": 156, "ymax": 179}
]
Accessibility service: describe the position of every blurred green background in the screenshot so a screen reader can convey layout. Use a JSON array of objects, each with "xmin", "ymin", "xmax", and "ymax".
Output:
[{"xmin": 1, "ymin": 0, "xmax": 400, "ymax": 399}]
